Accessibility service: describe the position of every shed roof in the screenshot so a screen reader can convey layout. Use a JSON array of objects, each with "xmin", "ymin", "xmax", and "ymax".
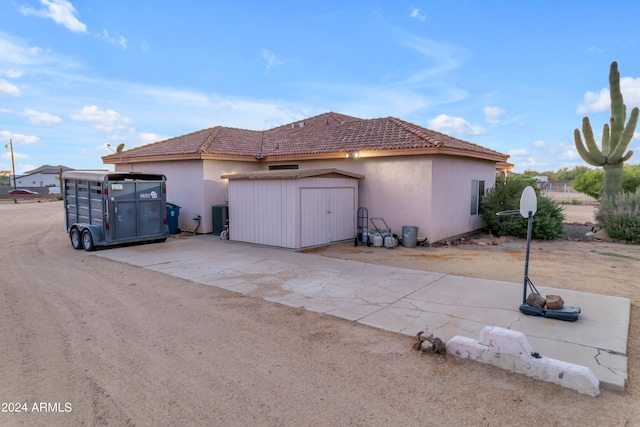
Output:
[
  {"xmin": 221, "ymin": 168, "xmax": 364, "ymax": 180},
  {"xmin": 102, "ymin": 112, "xmax": 509, "ymax": 165}
]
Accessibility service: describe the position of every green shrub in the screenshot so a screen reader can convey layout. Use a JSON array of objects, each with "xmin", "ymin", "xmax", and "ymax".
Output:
[
  {"xmin": 481, "ymin": 177, "xmax": 565, "ymax": 240},
  {"xmin": 571, "ymin": 164, "xmax": 640, "ymax": 201},
  {"xmin": 595, "ymin": 189, "xmax": 640, "ymax": 243},
  {"xmin": 572, "ymin": 169, "xmax": 604, "ymax": 200},
  {"xmin": 623, "ymin": 164, "xmax": 640, "ymax": 194}
]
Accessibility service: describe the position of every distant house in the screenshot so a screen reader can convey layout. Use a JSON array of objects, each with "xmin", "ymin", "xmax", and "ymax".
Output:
[
  {"xmin": 13, "ymin": 165, "xmax": 73, "ymax": 190},
  {"xmin": 102, "ymin": 112, "xmax": 511, "ymax": 246},
  {"xmin": 533, "ymin": 175, "xmax": 549, "ymax": 191}
]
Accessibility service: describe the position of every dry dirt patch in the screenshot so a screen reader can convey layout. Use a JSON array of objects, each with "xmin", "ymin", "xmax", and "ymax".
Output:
[{"xmin": 1, "ymin": 201, "xmax": 639, "ymax": 426}]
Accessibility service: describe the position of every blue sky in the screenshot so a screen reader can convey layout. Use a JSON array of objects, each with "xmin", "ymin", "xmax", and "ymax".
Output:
[{"xmin": 2, "ymin": 1, "xmax": 640, "ymax": 175}]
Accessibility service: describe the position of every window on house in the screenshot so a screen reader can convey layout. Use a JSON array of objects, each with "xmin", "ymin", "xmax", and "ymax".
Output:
[
  {"xmin": 470, "ymin": 179, "xmax": 485, "ymax": 215},
  {"xmin": 269, "ymin": 164, "xmax": 298, "ymax": 170}
]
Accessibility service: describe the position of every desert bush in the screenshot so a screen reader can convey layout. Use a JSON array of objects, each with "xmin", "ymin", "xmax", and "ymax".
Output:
[
  {"xmin": 623, "ymin": 164, "xmax": 640, "ymax": 194},
  {"xmin": 572, "ymin": 164, "xmax": 640, "ymax": 201},
  {"xmin": 595, "ymin": 189, "xmax": 640, "ymax": 243},
  {"xmin": 481, "ymin": 176, "xmax": 565, "ymax": 240},
  {"xmin": 572, "ymin": 169, "xmax": 604, "ymax": 200}
]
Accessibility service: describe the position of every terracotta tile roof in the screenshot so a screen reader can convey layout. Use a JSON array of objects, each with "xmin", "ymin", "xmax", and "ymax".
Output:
[{"xmin": 103, "ymin": 111, "xmax": 508, "ymax": 163}]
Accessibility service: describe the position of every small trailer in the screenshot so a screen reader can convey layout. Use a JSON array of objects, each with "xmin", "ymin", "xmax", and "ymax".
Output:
[{"xmin": 63, "ymin": 171, "xmax": 169, "ymax": 251}]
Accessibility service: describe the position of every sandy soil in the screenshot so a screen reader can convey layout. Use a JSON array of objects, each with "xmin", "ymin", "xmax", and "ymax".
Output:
[{"xmin": 1, "ymin": 200, "xmax": 639, "ymax": 426}]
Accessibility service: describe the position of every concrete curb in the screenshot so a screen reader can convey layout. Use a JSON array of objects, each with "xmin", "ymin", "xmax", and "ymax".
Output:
[{"xmin": 446, "ymin": 326, "xmax": 600, "ymax": 396}]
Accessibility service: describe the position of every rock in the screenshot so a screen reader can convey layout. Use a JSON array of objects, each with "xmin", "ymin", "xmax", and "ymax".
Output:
[
  {"xmin": 476, "ymin": 241, "xmax": 488, "ymax": 246},
  {"xmin": 595, "ymin": 229, "xmax": 609, "ymax": 240},
  {"xmin": 546, "ymin": 295, "xmax": 565, "ymax": 310},
  {"xmin": 526, "ymin": 293, "xmax": 546, "ymax": 308},
  {"xmin": 585, "ymin": 231, "xmax": 596, "ymax": 238},
  {"xmin": 416, "ymin": 331, "xmax": 446, "ymax": 354}
]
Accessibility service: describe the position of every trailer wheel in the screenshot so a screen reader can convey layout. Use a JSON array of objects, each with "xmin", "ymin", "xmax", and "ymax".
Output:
[
  {"xmin": 82, "ymin": 230, "xmax": 95, "ymax": 251},
  {"xmin": 70, "ymin": 228, "xmax": 83, "ymax": 250}
]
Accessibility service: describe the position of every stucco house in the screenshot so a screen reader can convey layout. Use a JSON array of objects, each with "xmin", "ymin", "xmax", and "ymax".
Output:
[{"xmin": 102, "ymin": 112, "xmax": 511, "ymax": 246}]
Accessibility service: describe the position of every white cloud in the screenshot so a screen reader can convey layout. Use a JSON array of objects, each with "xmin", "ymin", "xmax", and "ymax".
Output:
[
  {"xmin": 426, "ymin": 114, "xmax": 486, "ymax": 136},
  {"xmin": 1, "ymin": 151, "xmax": 31, "ymax": 165},
  {"xmin": 509, "ymin": 148, "xmax": 528, "ymax": 156},
  {"xmin": 533, "ymin": 140, "xmax": 545, "ymax": 147},
  {"xmin": 261, "ymin": 49, "xmax": 282, "ymax": 71},
  {"xmin": 71, "ymin": 105, "xmax": 132, "ymax": 132},
  {"xmin": 398, "ymin": 35, "xmax": 462, "ymax": 83},
  {"xmin": 0, "ymin": 79, "xmax": 20, "ymax": 96},
  {"xmin": 0, "ymin": 33, "xmax": 49, "ymax": 66},
  {"xmin": 98, "ymin": 29, "xmax": 128, "ymax": 50},
  {"xmin": 135, "ymin": 85, "xmax": 211, "ymax": 107},
  {"xmin": 0, "ymin": 130, "xmax": 40, "ymax": 145},
  {"xmin": 484, "ymin": 106, "xmax": 505, "ymax": 124},
  {"xmin": 564, "ymin": 148, "xmax": 579, "ymax": 159},
  {"xmin": 584, "ymin": 46, "xmax": 604, "ymax": 55},
  {"xmin": 409, "ymin": 8, "xmax": 427, "ymax": 21},
  {"xmin": 138, "ymin": 132, "xmax": 168, "ymax": 146},
  {"xmin": 20, "ymin": 0, "xmax": 87, "ymax": 34},
  {"xmin": 577, "ymin": 76, "xmax": 640, "ymax": 114},
  {"xmin": 0, "ymin": 69, "xmax": 22, "ymax": 78},
  {"xmin": 23, "ymin": 109, "xmax": 63, "ymax": 125},
  {"xmin": 577, "ymin": 88, "xmax": 610, "ymax": 114},
  {"xmin": 16, "ymin": 162, "xmax": 37, "ymax": 174}
]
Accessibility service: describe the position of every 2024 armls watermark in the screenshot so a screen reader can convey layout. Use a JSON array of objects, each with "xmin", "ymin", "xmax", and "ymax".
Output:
[{"xmin": 2, "ymin": 402, "xmax": 72, "ymax": 413}]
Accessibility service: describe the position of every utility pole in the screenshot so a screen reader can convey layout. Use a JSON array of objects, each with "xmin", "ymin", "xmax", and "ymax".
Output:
[{"xmin": 4, "ymin": 138, "xmax": 17, "ymax": 190}]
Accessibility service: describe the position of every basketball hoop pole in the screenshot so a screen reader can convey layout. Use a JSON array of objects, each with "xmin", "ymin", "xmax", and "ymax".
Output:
[{"xmin": 523, "ymin": 210, "xmax": 533, "ymax": 304}]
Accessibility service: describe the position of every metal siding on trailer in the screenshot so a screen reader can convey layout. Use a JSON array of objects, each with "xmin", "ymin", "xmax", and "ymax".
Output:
[{"xmin": 64, "ymin": 179, "xmax": 78, "ymax": 229}]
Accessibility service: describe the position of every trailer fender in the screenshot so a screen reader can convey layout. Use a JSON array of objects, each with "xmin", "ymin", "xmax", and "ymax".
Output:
[
  {"xmin": 70, "ymin": 224, "xmax": 104, "ymax": 248},
  {"xmin": 83, "ymin": 225, "xmax": 104, "ymax": 245}
]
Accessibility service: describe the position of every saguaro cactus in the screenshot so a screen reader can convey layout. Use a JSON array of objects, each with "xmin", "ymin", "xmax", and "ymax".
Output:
[{"xmin": 574, "ymin": 61, "xmax": 637, "ymax": 199}]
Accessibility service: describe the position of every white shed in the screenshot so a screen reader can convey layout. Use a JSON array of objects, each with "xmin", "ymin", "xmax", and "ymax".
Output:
[{"xmin": 221, "ymin": 168, "xmax": 363, "ymax": 249}]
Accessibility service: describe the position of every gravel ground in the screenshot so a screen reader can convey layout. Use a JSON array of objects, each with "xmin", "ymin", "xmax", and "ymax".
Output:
[{"xmin": 1, "ymin": 201, "xmax": 638, "ymax": 426}]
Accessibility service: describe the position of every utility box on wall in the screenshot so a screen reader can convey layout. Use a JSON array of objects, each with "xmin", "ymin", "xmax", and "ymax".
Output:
[{"xmin": 212, "ymin": 204, "xmax": 229, "ymax": 235}]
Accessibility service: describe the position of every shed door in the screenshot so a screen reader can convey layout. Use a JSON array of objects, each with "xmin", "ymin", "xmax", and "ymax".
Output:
[{"xmin": 300, "ymin": 187, "xmax": 355, "ymax": 247}]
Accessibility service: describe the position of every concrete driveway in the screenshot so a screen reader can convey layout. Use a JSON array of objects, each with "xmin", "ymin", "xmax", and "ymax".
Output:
[{"xmin": 94, "ymin": 235, "xmax": 629, "ymax": 391}]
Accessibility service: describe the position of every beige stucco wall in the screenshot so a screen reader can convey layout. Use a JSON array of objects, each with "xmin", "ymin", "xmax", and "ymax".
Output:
[
  {"xmin": 263, "ymin": 155, "xmax": 493, "ymax": 243},
  {"xmin": 429, "ymin": 155, "xmax": 497, "ymax": 241},
  {"xmin": 115, "ymin": 154, "xmax": 496, "ymax": 241},
  {"xmin": 116, "ymin": 159, "xmax": 256, "ymax": 234},
  {"xmin": 264, "ymin": 157, "xmax": 431, "ymax": 238}
]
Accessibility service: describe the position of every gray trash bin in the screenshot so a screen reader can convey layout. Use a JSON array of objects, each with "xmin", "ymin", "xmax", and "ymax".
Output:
[{"xmin": 402, "ymin": 225, "xmax": 419, "ymax": 248}]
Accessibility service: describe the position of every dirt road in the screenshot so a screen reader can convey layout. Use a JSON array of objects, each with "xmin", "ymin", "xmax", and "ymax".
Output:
[{"xmin": 1, "ymin": 201, "xmax": 638, "ymax": 426}]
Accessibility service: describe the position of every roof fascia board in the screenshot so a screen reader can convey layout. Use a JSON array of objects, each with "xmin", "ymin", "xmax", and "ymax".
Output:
[{"xmin": 104, "ymin": 147, "xmax": 508, "ymax": 165}]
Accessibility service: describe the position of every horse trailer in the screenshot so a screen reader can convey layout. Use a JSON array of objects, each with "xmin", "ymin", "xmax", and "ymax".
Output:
[{"xmin": 63, "ymin": 171, "xmax": 169, "ymax": 250}]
